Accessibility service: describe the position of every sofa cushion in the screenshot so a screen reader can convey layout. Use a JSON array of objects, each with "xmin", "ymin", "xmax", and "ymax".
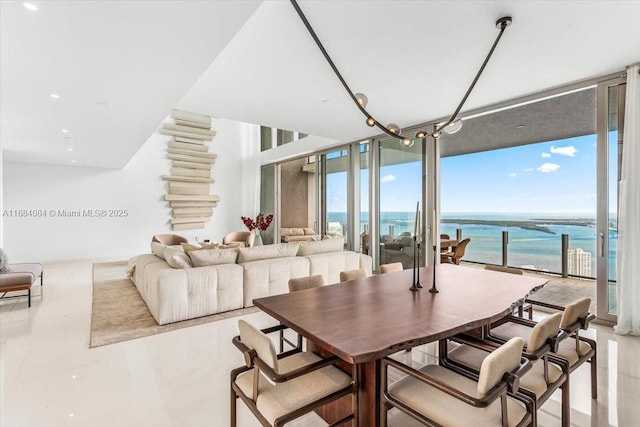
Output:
[
  {"xmin": 240, "ymin": 256, "xmax": 310, "ymax": 307},
  {"xmin": 281, "ymin": 227, "xmax": 304, "ymax": 237},
  {"xmin": 303, "ymin": 228, "xmax": 316, "ymax": 235},
  {"xmin": 187, "ymin": 248, "xmax": 239, "ymax": 267},
  {"xmin": 238, "ymin": 243, "xmax": 300, "ymax": 263},
  {"xmin": 163, "ymin": 247, "xmax": 193, "ymax": 269},
  {"xmin": 297, "ymin": 236, "xmax": 344, "ymax": 256}
]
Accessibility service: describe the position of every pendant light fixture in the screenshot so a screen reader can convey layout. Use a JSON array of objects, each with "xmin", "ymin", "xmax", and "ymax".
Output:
[{"xmin": 290, "ymin": 0, "xmax": 512, "ymax": 146}]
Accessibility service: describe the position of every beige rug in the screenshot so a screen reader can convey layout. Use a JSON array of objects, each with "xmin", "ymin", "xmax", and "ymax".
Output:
[{"xmin": 90, "ymin": 261, "xmax": 258, "ymax": 348}]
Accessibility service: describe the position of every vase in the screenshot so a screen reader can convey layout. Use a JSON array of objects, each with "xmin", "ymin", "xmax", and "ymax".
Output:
[{"xmin": 253, "ymin": 233, "xmax": 263, "ymax": 246}]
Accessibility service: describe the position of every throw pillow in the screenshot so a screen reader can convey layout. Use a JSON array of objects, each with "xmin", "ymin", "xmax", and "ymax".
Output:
[
  {"xmin": 163, "ymin": 247, "xmax": 193, "ymax": 269},
  {"xmin": 237, "ymin": 243, "xmax": 300, "ymax": 263},
  {"xmin": 0, "ymin": 248, "xmax": 9, "ymax": 272},
  {"xmin": 181, "ymin": 242, "xmax": 219, "ymax": 252},
  {"xmin": 297, "ymin": 236, "xmax": 344, "ymax": 256},
  {"xmin": 151, "ymin": 242, "xmax": 166, "ymax": 260},
  {"xmin": 187, "ymin": 248, "xmax": 239, "ymax": 267}
]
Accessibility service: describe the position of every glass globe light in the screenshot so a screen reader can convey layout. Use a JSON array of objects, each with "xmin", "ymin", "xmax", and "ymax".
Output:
[
  {"xmin": 366, "ymin": 117, "xmax": 376, "ymax": 127},
  {"xmin": 443, "ymin": 118, "xmax": 463, "ymax": 134},
  {"xmin": 400, "ymin": 138, "xmax": 414, "ymax": 148},
  {"xmin": 387, "ymin": 123, "xmax": 401, "ymax": 135},
  {"xmin": 415, "ymin": 130, "xmax": 428, "ymax": 139},
  {"xmin": 355, "ymin": 93, "xmax": 368, "ymax": 108},
  {"xmin": 432, "ymin": 130, "xmax": 441, "ymax": 139}
]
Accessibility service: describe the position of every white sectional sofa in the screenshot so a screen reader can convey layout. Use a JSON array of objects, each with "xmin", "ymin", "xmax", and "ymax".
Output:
[{"xmin": 131, "ymin": 238, "xmax": 372, "ymax": 325}]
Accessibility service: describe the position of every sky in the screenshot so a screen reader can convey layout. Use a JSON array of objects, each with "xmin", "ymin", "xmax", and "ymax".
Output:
[{"xmin": 325, "ymin": 132, "xmax": 617, "ymax": 215}]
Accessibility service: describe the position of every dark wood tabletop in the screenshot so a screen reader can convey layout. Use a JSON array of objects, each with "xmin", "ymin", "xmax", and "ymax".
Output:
[
  {"xmin": 253, "ymin": 264, "xmax": 546, "ymax": 426},
  {"xmin": 254, "ymin": 263, "xmax": 547, "ymax": 364}
]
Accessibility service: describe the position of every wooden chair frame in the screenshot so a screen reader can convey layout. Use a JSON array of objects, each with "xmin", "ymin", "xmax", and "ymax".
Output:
[
  {"xmin": 231, "ymin": 324, "xmax": 357, "ymax": 427},
  {"xmin": 502, "ymin": 300, "xmax": 598, "ymax": 399},
  {"xmin": 381, "ymin": 347, "xmax": 534, "ymax": 427},
  {"xmin": 443, "ymin": 328, "xmax": 570, "ymax": 427}
]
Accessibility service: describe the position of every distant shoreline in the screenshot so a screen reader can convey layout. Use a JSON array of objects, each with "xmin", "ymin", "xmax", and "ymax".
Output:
[{"xmin": 440, "ymin": 218, "xmax": 597, "ymax": 235}]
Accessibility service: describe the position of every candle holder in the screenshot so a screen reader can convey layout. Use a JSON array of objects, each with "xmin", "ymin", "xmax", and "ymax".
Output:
[
  {"xmin": 410, "ymin": 236, "xmax": 422, "ymax": 291},
  {"xmin": 429, "ymin": 245, "xmax": 439, "ymax": 293}
]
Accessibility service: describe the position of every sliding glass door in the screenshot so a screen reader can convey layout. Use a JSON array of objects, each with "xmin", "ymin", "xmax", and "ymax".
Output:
[
  {"xmin": 320, "ymin": 149, "xmax": 349, "ymax": 247},
  {"xmin": 597, "ymin": 76, "xmax": 625, "ymax": 322}
]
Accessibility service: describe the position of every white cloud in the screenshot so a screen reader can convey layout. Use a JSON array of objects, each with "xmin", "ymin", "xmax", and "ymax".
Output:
[
  {"xmin": 508, "ymin": 172, "xmax": 517, "ymax": 178},
  {"xmin": 381, "ymin": 174, "xmax": 396, "ymax": 183},
  {"xmin": 537, "ymin": 162, "xmax": 561, "ymax": 173},
  {"xmin": 541, "ymin": 152, "xmax": 551, "ymax": 158},
  {"xmin": 523, "ymin": 168, "xmax": 534, "ymax": 173},
  {"xmin": 550, "ymin": 145, "xmax": 578, "ymax": 157}
]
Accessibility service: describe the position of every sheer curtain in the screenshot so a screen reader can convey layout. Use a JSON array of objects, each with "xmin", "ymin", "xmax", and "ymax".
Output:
[
  {"xmin": 615, "ymin": 64, "xmax": 640, "ymax": 336},
  {"xmin": 240, "ymin": 123, "xmax": 261, "ymax": 218}
]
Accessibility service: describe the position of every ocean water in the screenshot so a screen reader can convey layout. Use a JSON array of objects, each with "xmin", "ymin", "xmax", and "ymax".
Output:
[{"xmin": 327, "ymin": 211, "xmax": 617, "ymax": 280}]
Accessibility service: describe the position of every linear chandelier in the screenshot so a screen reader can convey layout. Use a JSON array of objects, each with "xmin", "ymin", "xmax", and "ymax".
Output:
[{"xmin": 290, "ymin": 0, "xmax": 512, "ymax": 147}]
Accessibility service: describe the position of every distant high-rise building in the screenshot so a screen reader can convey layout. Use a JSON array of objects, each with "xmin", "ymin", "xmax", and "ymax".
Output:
[{"xmin": 567, "ymin": 247, "xmax": 592, "ymax": 276}]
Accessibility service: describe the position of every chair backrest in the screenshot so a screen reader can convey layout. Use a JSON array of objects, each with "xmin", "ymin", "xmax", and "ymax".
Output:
[
  {"xmin": 484, "ymin": 264, "xmax": 523, "ymax": 275},
  {"xmin": 340, "ymin": 269, "xmax": 367, "ymax": 282},
  {"xmin": 379, "ymin": 262, "xmax": 403, "ymax": 274},
  {"xmin": 152, "ymin": 234, "xmax": 188, "ymax": 246},
  {"xmin": 527, "ymin": 312, "xmax": 562, "ymax": 353},
  {"xmin": 452, "ymin": 238, "xmax": 471, "ymax": 264},
  {"xmin": 238, "ymin": 319, "xmax": 278, "ymax": 372},
  {"xmin": 288, "ymin": 275, "xmax": 325, "ymax": 292},
  {"xmin": 560, "ymin": 298, "xmax": 591, "ymax": 330},
  {"xmin": 477, "ymin": 337, "xmax": 524, "ymax": 398},
  {"xmin": 223, "ymin": 231, "xmax": 255, "ymax": 247},
  {"xmin": 440, "ymin": 234, "xmax": 450, "ymax": 240}
]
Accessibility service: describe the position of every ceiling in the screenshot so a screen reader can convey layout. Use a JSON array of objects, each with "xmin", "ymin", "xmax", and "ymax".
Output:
[{"xmin": 2, "ymin": 1, "xmax": 639, "ymax": 169}]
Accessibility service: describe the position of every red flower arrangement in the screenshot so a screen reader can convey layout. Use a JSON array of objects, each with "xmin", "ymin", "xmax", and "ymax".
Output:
[{"xmin": 241, "ymin": 213, "xmax": 274, "ymax": 232}]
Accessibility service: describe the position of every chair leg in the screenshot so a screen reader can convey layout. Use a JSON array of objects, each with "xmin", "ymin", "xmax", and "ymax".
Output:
[
  {"xmin": 590, "ymin": 353, "xmax": 598, "ymax": 400},
  {"xmin": 230, "ymin": 386, "xmax": 237, "ymax": 427},
  {"xmin": 561, "ymin": 379, "xmax": 570, "ymax": 427},
  {"xmin": 28, "ymin": 288, "xmax": 31, "ymax": 308}
]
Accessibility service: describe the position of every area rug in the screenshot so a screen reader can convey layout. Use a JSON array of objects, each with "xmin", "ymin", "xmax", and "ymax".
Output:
[{"xmin": 90, "ymin": 261, "xmax": 258, "ymax": 348}]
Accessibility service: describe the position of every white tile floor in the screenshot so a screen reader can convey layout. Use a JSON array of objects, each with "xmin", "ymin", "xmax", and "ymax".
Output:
[{"xmin": 1, "ymin": 260, "xmax": 639, "ymax": 427}]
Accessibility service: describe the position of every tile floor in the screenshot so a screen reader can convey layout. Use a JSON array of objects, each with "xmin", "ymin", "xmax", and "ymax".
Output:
[{"xmin": 1, "ymin": 260, "xmax": 639, "ymax": 427}]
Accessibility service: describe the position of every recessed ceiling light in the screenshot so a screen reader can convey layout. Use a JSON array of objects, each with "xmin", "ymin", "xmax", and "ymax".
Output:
[
  {"xmin": 61, "ymin": 129, "xmax": 69, "ymax": 133},
  {"xmin": 67, "ymin": 148, "xmax": 73, "ymax": 152},
  {"xmin": 23, "ymin": 2, "xmax": 38, "ymax": 11},
  {"xmin": 515, "ymin": 124, "xmax": 526, "ymax": 129},
  {"xmin": 71, "ymin": 160, "xmax": 76, "ymax": 163},
  {"xmin": 50, "ymin": 93, "xmax": 60, "ymax": 99},
  {"xmin": 320, "ymin": 99, "xmax": 330, "ymax": 103}
]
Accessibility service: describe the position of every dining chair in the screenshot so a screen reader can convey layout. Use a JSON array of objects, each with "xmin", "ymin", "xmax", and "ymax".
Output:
[
  {"xmin": 339, "ymin": 268, "xmax": 367, "ymax": 282},
  {"xmin": 382, "ymin": 337, "xmax": 533, "ymax": 427},
  {"xmin": 440, "ymin": 233, "xmax": 450, "ymax": 239},
  {"xmin": 444, "ymin": 313, "xmax": 569, "ymax": 427},
  {"xmin": 151, "ymin": 233, "xmax": 188, "ymax": 246},
  {"xmin": 440, "ymin": 238, "xmax": 471, "ymax": 265},
  {"xmin": 379, "ymin": 262, "xmax": 403, "ymax": 274},
  {"xmin": 488, "ymin": 297, "xmax": 597, "ymax": 400},
  {"xmin": 288, "ymin": 275, "xmax": 325, "ymax": 292},
  {"xmin": 483, "ymin": 265, "xmax": 533, "ymax": 319},
  {"xmin": 231, "ymin": 320, "xmax": 357, "ymax": 427}
]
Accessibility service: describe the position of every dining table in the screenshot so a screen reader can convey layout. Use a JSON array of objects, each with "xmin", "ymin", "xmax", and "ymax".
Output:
[{"xmin": 253, "ymin": 263, "xmax": 547, "ymax": 427}]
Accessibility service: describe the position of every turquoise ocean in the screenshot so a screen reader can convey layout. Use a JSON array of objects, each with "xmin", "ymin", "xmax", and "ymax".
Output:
[{"xmin": 327, "ymin": 212, "xmax": 618, "ymax": 280}]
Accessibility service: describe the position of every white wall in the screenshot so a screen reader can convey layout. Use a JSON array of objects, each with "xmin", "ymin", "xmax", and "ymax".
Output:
[{"xmin": 2, "ymin": 118, "xmax": 246, "ymax": 263}]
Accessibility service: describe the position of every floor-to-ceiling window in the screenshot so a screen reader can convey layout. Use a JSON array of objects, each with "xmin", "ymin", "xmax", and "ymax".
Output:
[
  {"xmin": 377, "ymin": 137, "xmax": 424, "ymax": 269},
  {"xmin": 321, "ymin": 149, "xmax": 349, "ymax": 245}
]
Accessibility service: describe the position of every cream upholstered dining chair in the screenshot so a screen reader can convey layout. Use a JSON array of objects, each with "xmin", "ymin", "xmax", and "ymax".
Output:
[
  {"xmin": 488, "ymin": 297, "xmax": 597, "ymax": 400},
  {"xmin": 230, "ymin": 320, "xmax": 356, "ymax": 427},
  {"xmin": 288, "ymin": 275, "xmax": 325, "ymax": 292},
  {"xmin": 339, "ymin": 268, "xmax": 367, "ymax": 282},
  {"xmin": 382, "ymin": 337, "xmax": 533, "ymax": 427},
  {"xmin": 444, "ymin": 313, "xmax": 569, "ymax": 427},
  {"xmin": 440, "ymin": 238, "xmax": 471, "ymax": 265},
  {"xmin": 223, "ymin": 231, "xmax": 255, "ymax": 247},
  {"xmin": 379, "ymin": 262, "xmax": 403, "ymax": 274}
]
